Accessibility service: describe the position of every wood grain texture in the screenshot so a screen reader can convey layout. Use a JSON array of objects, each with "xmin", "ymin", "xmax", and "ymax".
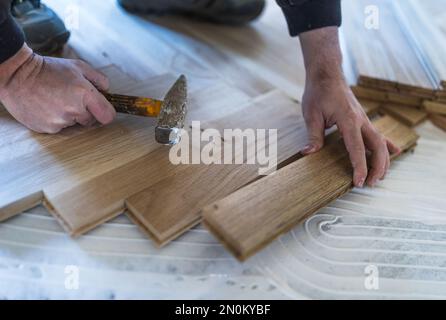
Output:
[
  {"xmin": 125, "ymin": 91, "xmax": 308, "ymax": 245},
  {"xmin": 0, "ymin": 114, "xmax": 161, "ymax": 228},
  {"xmin": 2, "ymin": 0, "xmax": 305, "ymax": 237},
  {"xmin": 380, "ymin": 103, "xmax": 428, "ymax": 127},
  {"xmin": 351, "ymin": 86, "xmax": 423, "ymax": 107},
  {"xmin": 150, "ymin": 2, "xmax": 306, "ymax": 100},
  {"xmin": 423, "ymin": 100, "xmax": 446, "ymax": 116},
  {"xmin": 430, "ymin": 114, "xmax": 446, "ymax": 132},
  {"xmin": 51, "ymin": 0, "xmax": 279, "ymax": 98},
  {"xmin": 202, "ymin": 115, "xmax": 419, "ymax": 261},
  {"xmin": 0, "ymin": 84, "xmax": 305, "ymax": 239},
  {"xmin": 126, "ymin": 164, "xmax": 257, "ymax": 246},
  {"xmin": 358, "ymin": 99, "xmax": 381, "ymax": 116},
  {"xmin": 342, "ymin": 0, "xmax": 437, "ymax": 98},
  {"xmin": 0, "ymin": 64, "xmax": 253, "ymax": 233},
  {"xmin": 0, "ymin": 0, "xmax": 429, "ymax": 246}
]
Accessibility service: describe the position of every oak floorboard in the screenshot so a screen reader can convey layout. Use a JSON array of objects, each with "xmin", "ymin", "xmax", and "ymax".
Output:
[
  {"xmin": 2, "ymin": 0, "xmax": 428, "ymax": 245},
  {"xmin": 202, "ymin": 115, "xmax": 419, "ymax": 261},
  {"xmin": 380, "ymin": 103, "xmax": 428, "ymax": 127},
  {"xmin": 424, "ymin": 101, "xmax": 446, "ymax": 116},
  {"xmin": 351, "ymin": 86, "xmax": 423, "ymax": 107},
  {"xmin": 0, "ymin": 115, "xmax": 161, "ymax": 222},
  {"xmin": 358, "ymin": 99, "xmax": 381, "ymax": 116},
  {"xmin": 125, "ymin": 91, "xmax": 307, "ymax": 245},
  {"xmin": 148, "ymin": 1, "xmax": 305, "ymax": 100},
  {"xmin": 430, "ymin": 114, "xmax": 446, "ymax": 132},
  {"xmin": 0, "ymin": 67, "xmax": 254, "ymax": 234}
]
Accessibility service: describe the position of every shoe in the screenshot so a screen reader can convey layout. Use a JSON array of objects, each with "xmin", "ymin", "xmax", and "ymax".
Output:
[
  {"xmin": 117, "ymin": 0, "xmax": 266, "ymax": 24},
  {"xmin": 12, "ymin": 0, "xmax": 70, "ymax": 55}
]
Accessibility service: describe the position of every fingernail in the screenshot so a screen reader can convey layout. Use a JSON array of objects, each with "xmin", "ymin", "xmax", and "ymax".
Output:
[
  {"xmin": 302, "ymin": 144, "xmax": 316, "ymax": 154},
  {"xmin": 357, "ymin": 178, "xmax": 365, "ymax": 188}
]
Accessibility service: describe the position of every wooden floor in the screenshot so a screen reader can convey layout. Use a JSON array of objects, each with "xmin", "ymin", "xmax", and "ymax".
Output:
[
  {"xmin": 2, "ymin": 0, "xmax": 446, "ymax": 247},
  {"xmin": 203, "ymin": 116, "xmax": 419, "ymax": 261},
  {"xmin": 0, "ymin": 0, "xmax": 308, "ymax": 243},
  {"xmin": 2, "ymin": 0, "xmax": 446, "ymax": 299},
  {"xmin": 51, "ymin": 0, "xmax": 305, "ymax": 100}
]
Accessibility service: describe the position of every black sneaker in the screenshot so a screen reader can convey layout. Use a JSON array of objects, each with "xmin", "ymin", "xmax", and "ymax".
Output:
[
  {"xmin": 12, "ymin": 0, "xmax": 70, "ymax": 55},
  {"xmin": 117, "ymin": 0, "xmax": 266, "ymax": 24}
]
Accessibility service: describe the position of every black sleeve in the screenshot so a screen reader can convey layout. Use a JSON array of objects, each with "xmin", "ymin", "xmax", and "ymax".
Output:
[
  {"xmin": 0, "ymin": 0, "xmax": 25, "ymax": 63},
  {"xmin": 276, "ymin": 0, "xmax": 342, "ymax": 36}
]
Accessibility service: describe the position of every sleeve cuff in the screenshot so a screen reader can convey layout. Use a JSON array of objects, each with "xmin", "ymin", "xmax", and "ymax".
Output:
[
  {"xmin": 0, "ymin": 14, "xmax": 25, "ymax": 64},
  {"xmin": 278, "ymin": 0, "xmax": 342, "ymax": 37}
]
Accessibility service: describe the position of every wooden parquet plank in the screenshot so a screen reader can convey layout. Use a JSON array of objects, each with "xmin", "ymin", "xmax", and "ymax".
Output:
[
  {"xmin": 125, "ymin": 91, "xmax": 307, "ymax": 245},
  {"xmin": 0, "ymin": 70, "xmax": 253, "ymax": 234},
  {"xmin": 358, "ymin": 99, "xmax": 381, "ymax": 116},
  {"xmin": 202, "ymin": 115, "xmax": 419, "ymax": 261},
  {"xmin": 380, "ymin": 103, "xmax": 428, "ymax": 127},
  {"xmin": 351, "ymin": 86, "xmax": 423, "ymax": 107},
  {"xmin": 149, "ymin": 6, "xmax": 306, "ymax": 100},
  {"xmin": 430, "ymin": 114, "xmax": 446, "ymax": 132},
  {"xmin": 424, "ymin": 101, "xmax": 446, "ymax": 116}
]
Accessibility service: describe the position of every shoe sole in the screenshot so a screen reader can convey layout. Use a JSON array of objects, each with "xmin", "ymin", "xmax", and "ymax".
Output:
[
  {"xmin": 118, "ymin": 1, "xmax": 264, "ymax": 25},
  {"xmin": 118, "ymin": 1, "xmax": 166, "ymax": 15},
  {"xmin": 30, "ymin": 31, "xmax": 71, "ymax": 55}
]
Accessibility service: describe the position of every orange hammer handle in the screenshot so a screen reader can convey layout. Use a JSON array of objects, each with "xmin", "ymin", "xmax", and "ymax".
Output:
[{"xmin": 102, "ymin": 92, "xmax": 163, "ymax": 118}]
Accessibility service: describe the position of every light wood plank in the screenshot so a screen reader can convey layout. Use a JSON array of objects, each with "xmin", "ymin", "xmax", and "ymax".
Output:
[
  {"xmin": 430, "ymin": 114, "xmax": 446, "ymax": 132},
  {"xmin": 0, "ymin": 115, "xmax": 161, "ymax": 222},
  {"xmin": 54, "ymin": 0, "xmax": 273, "ymax": 97},
  {"xmin": 0, "ymin": 62, "xmax": 253, "ymax": 234},
  {"xmin": 380, "ymin": 103, "xmax": 428, "ymax": 127},
  {"xmin": 351, "ymin": 86, "xmax": 423, "ymax": 107},
  {"xmin": 1, "ymin": 0, "xmax": 281, "ymax": 235},
  {"xmin": 126, "ymin": 164, "xmax": 257, "ymax": 246},
  {"xmin": 202, "ymin": 115, "xmax": 419, "ymax": 261},
  {"xmin": 423, "ymin": 100, "xmax": 446, "ymax": 116},
  {"xmin": 149, "ymin": 3, "xmax": 306, "ymax": 100},
  {"xmin": 358, "ymin": 99, "xmax": 381, "ymax": 116},
  {"xmin": 2, "ymin": 0, "xmax": 428, "ymax": 245},
  {"xmin": 141, "ymin": 16, "xmax": 276, "ymax": 99},
  {"xmin": 125, "ymin": 91, "xmax": 307, "ymax": 245}
]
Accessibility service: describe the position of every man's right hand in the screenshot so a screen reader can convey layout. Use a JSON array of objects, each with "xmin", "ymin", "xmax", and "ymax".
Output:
[{"xmin": 0, "ymin": 44, "xmax": 116, "ymax": 133}]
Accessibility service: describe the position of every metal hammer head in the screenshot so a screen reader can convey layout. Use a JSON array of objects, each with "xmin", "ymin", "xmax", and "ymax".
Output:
[{"xmin": 155, "ymin": 75, "xmax": 188, "ymax": 145}]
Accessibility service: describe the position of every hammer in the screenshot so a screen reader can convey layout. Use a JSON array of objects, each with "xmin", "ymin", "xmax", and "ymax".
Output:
[{"xmin": 102, "ymin": 75, "xmax": 187, "ymax": 145}]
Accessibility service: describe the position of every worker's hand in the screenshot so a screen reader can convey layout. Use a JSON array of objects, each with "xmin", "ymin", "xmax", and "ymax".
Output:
[
  {"xmin": 299, "ymin": 27, "xmax": 400, "ymax": 187},
  {"xmin": 0, "ymin": 44, "xmax": 116, "ymax": 133},
  {"xmin": 302, "ymin": 78, "xmax": 400, "ymax": 187}
]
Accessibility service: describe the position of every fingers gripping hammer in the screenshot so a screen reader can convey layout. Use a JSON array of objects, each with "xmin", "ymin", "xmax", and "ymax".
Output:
[{"xmin": 102, "ymin": 75, "xmax": 187, "ymax": 145}]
